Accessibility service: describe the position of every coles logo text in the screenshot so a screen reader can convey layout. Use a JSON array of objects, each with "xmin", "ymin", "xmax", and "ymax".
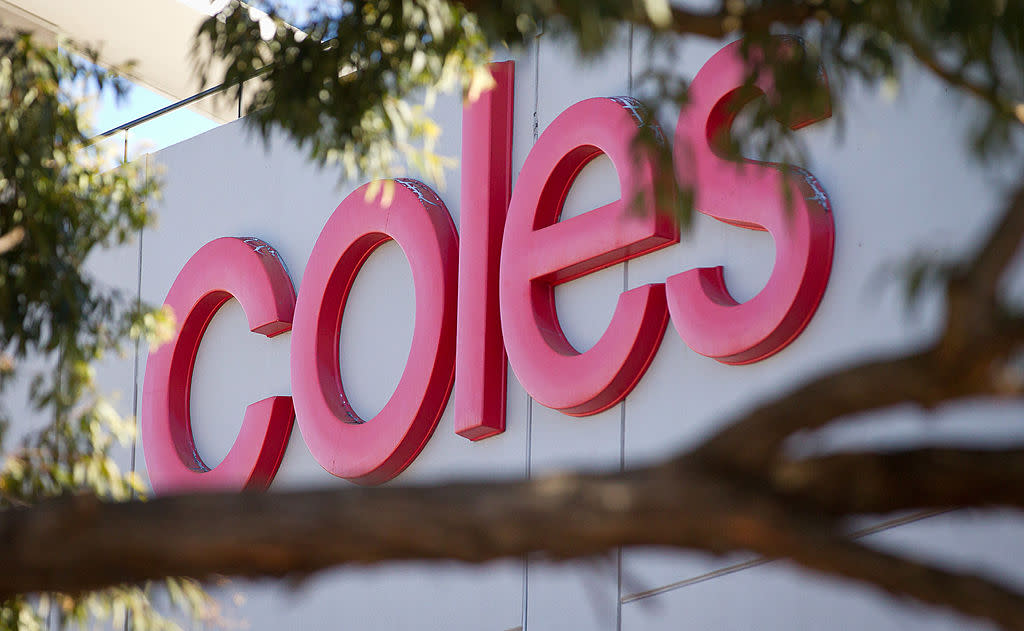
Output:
[{"xmin": 142, "ymin": 39, "xmax": 834, "ymax": 492}]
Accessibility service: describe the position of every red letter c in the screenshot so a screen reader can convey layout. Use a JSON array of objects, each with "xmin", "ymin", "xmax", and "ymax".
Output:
[{"xmin": 142, "ymin": 237, "xmax": 296, "ymax": 494}]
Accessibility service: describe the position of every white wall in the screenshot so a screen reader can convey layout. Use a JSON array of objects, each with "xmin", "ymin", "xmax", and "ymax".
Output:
[{"xmin": 133, "ymin": 28, "xmax": 1024, "ymax": 631}]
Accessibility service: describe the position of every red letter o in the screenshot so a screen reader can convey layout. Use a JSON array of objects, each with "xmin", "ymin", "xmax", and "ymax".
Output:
[{"xmin": 290, "ymin": 179, "xmax": 458, "ymax": 485}]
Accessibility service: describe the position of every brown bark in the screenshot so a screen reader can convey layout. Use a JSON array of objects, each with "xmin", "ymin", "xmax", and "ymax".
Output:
[
  {"xmin": 773, "ymin": 449, "xmax": 1024, "ymax": 513},
  {"xmin": 5, "ymin": 466, "xmax": 1024, "ymax": 629}
]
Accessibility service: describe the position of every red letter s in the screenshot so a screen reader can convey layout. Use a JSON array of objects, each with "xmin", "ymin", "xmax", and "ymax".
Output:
[{"xmin": 669, "ymin": 37, "xmax": 835, "ymax": 364}]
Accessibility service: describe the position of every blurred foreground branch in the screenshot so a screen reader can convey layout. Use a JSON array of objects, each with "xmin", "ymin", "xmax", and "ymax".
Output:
[{"xmin": 4, "ymin": 178, "xmax": 1024, "ymax": 627}]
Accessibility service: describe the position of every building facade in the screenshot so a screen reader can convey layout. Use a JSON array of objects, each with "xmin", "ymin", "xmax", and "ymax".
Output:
[{"xmin": 55, "ymin": 25, "xmax": 1024, "ymax": 631}]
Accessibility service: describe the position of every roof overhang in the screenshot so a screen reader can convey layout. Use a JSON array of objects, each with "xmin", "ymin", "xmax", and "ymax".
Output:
[{"xmin": 0, "ymin": 0, "xmax": 236, "ymax": 122}]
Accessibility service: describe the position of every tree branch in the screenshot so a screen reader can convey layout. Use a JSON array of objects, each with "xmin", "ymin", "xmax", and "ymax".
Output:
[
  {"xmin": 883, "ymin": 8, "xmax": 1021, "ymax": 125},
  {"xmin": 456, "ymin": 0, "xmax": 819, "ymax": 41},
  {"xmin": 696, "ymin": 175, "xmax": 1024, "ymax": 473},
  {"xmin": 691, "ymin": 346, "xmax": 1016, "ymax": 474},
  {"xmin": 962, "ymin": 177, "xmax": 1024, "ymax": 303},
  {"xmin": 773, "ymin": 448, "xmax": 1024, "ymax": 513},
  {"xmin": 761, "ymin": 515, "xmax": 1024, "ymax": 630},
  {"xmin": 664, "ymin": 2, "xmax": 818, "ymax": 39},
  {"xmin": 4, "ymin": 464, "xmax": 1024, "ymax": 628}
]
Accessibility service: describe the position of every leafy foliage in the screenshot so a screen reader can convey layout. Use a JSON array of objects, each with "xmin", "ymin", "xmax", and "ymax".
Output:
[
  {"xmin": 195, "ymin": 0, "xmax": 495, "ymax": 183},
  {"xmin": 198, "ymin": 0, "xmax": 1024, "ymax": 185},
  {"xmin": 0, "ymin": 34, "xmax": 151, "ymax": 412},
  {"xmin": 0, "ymin": 34, "xmax": 208, "ymax": 631}
]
